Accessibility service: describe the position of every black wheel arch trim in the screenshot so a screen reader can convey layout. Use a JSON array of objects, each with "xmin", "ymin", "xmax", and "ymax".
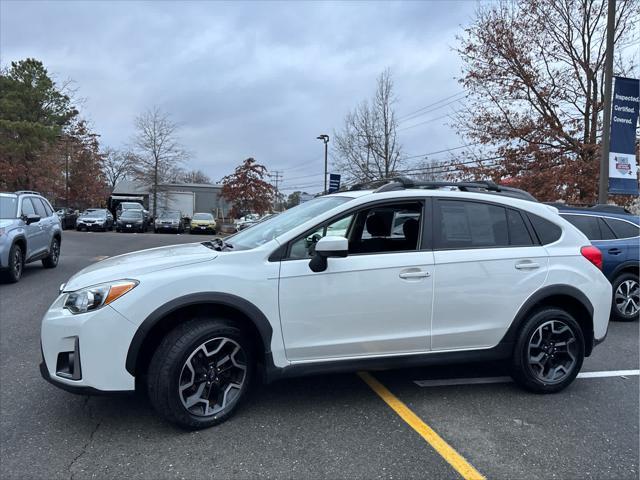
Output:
[
  {"xmin": 499, "ymin": 284, "xmax": 595, "ymax": 354},
  {"xmin": 125, "ymin": 292, "xmax": 273, "ymax": 376},
  {"xmin": 609, "ymin": 261, "xmax": 639, "ymax": 282}
]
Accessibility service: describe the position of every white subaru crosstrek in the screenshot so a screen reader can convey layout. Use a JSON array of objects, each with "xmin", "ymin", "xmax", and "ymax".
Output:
[{"xmin": 40, "ymin": 180, "xmax": 611, "ymax": 429}]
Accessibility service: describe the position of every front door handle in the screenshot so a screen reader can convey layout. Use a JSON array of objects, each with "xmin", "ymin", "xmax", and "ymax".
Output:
[
  {"xmin": 399, "ymin": 270, "xmax": 430, "ymax": 279},
  {"xmin": 515, "ymin": 262, "xmax": 540, "ymax": 270}
]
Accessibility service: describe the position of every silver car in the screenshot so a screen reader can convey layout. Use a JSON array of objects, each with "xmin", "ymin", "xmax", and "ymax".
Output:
[{"xmin": 0, "ymin": 191, "xmax": 62, "ymax": 283}]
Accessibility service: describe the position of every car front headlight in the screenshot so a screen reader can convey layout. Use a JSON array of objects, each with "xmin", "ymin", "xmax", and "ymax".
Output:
[{"xmin": 64, "ymin": 280, "xmax": 138, "ymax": 314}]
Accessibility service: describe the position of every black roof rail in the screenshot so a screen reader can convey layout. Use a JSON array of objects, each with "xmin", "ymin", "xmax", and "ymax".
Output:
[
  {"xmin": 543, "ymin": 202, "xmax": 631, "ymax": 214},
  {"xmin": 371, "ymin": 177, "xmax": 537, "ymax": 202},
  {"xmin": 590, "ymin": 204, "xmax": 631, "ymax": 214}
]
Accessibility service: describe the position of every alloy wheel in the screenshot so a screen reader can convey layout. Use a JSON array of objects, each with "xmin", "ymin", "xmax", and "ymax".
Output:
[
  {"xmin": 13, "ymin": 247, "xmax": 23, "ymax": 279},
  {"xmin": 527, "ymin": 320, "xmax": 578, "ymax": 384},
  {"xmin": 178, "ymin": 337, "xmax": 247, "ymax": 417},
  {"xmin": 615, "ymin": 280, "xmax": 639, "ymax": 317},
  {"xmin": 51, "ymin": 240, "xmax": 60, "ymax": 264}
]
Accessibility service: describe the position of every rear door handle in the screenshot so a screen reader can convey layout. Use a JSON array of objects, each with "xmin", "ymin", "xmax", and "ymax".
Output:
[
  {"xmin": 399, "ymin": 270, "xmax": 430, "ymax": 279},
  {"xmin": 515, "ymin": 262, "xmax": 540, "ymax": 270},
  {"xmin": 608, "ymin": 248, "xmax": 622, "ymax": 255}
]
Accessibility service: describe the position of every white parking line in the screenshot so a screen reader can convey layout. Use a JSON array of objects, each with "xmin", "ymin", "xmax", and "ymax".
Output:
[{"xmin": 414, "ymin": 370, "xmax": 640, "ymax": 387}]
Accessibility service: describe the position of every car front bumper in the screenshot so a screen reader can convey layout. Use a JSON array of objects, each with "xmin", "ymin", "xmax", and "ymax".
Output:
[
  {"xmin": 77, "ymin": 222, "xmax": 107, "ymax": 230},
  {"xmin": 40, "ymin": 295, "xmax": 137, "ymax": 393}
]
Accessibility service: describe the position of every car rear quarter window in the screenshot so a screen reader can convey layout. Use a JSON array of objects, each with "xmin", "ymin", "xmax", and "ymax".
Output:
[
  {"xmin": 527, "ymin": 213, "xmax": 562, "ymax": 245},
  {"xmin": 605, "ymin": 218, "xmax": 640, "ymax": 239}
]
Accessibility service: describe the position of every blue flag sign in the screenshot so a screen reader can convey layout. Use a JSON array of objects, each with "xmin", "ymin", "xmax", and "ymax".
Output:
[
  {"xmin": 328, "ymin": 173, "xmax": 341, "ymax": 193},
  {"xmin": 608, "ymin": 76, "xmax": 639, "ymax": 195}
]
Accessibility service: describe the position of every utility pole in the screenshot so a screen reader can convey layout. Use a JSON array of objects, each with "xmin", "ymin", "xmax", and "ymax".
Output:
[
  {"xmin": 316, "ymin": 134, "xmax": 329, "ymax": 194},
  {"xmin": 598, "ymin": 0, "xmax": 616, "ymax": 204},
  {"xmin": 269, "ymin": 170, "xmax": 283, "ymax": 211},
  {"xmin": 65, "ymin": 137, "xmax": 70, "ymax": 208}
]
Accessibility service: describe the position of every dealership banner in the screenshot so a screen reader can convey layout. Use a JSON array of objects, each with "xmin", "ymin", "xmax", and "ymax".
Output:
[
  {"xmin": 328, "ymin": 173, "xmax": 341, "ymax": 193},
  {"xmin": 608, "ymin": 76, "xmax": 640, "ymax": 195}
]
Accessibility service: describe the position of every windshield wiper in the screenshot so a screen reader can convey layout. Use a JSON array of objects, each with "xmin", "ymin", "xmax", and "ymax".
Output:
[{"xmin": 202, "ymin": 238, "xmax": 234, "ymax": 252}]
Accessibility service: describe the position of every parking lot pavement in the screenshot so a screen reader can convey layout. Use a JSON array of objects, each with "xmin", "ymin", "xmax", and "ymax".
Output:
[{"xmin": 1, "ymin": 230, "xmax": 638, "ymax": 479}]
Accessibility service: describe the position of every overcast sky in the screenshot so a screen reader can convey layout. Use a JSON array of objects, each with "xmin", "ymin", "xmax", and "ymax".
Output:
[{"xmin": 1, "ymin": 0, "xmax": 479, "ymax": 193}]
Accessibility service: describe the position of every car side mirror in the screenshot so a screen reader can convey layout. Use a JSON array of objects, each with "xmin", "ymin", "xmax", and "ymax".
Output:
[
  {"xmin": 309, "ymin": 236, "xmax": 348, "ymax": 272},
  {"xmin": 25, "ymin": 214, "xmax": 41, "ymax": 225}
]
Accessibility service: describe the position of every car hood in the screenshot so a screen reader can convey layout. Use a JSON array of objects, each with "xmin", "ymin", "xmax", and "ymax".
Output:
[
  {"xmin": 0, "ymin": 219, "xmax": 18, "ymax": 229},
  {"xmin": 64, "ymin": 243, "xmax": 217, "ymax": 291}
]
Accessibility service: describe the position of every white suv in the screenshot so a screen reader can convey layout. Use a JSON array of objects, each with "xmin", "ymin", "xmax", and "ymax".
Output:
[{"xmin": 40, "ymin": 180, "xmax": 611, "ymax": 429}]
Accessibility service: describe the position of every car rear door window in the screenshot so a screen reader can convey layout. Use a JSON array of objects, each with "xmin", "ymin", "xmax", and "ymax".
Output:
[
  {"xmin": 506, "ymin": 209, "xmax": 534, "ymax": 246},
  {"xmin": 605, "ymin": 218, "xmax": 640, "ymax": 239},
  {"xmin": 563, "ymin": 214, "xmax": 601, "ymax": 240},
  {"xmin": 597, "ymin": 218, "xmax": 616, "ymax": 240},
  {"xmin": 436, "ymin": 200, "xmax": 508, "ymax": 249}
]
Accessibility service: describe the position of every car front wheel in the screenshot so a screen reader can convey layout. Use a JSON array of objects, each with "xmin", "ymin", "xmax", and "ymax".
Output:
[
  {"xmin": 510, "ymin": 308, "xmax": 584, "ymax": 393},
  {"xmin": 611, "ymin": 272, "xmax": 639, "ymax": 322},
  {"xmin": 147, "ymin": 318, "xmax": 254, "ymax": 429},
  {"xmin": 1, "ymin": 243, "xmax": 24, "ymax": 283}
]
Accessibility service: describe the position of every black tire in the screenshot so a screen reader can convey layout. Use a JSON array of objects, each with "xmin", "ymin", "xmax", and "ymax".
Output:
[
  {"xmin": 42, "ymin": 237, "xmax": 60, "ymax": 268},
  {"xmin": 116, "ymin": 228, "xmax": 121, "ymax": 233},
  {"xmin": 611, "ymin": 272, "xmax": 639, "ymax": 322},
  {"xmin": 1, "ymin": 243, "xmax": 24, "ymax": 283},
  {"xmin": 147, "ymin": 318, "xmax": 254, "ymax": 430},
  {"xmin": 510, "ymin": 307, "xmax": 584, "ymax": 393}
]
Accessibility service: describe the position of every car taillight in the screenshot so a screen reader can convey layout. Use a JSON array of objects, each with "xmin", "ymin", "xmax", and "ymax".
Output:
[{"xmin": 580, "ymin": 245, "xmax": 603, "ymax": 270}]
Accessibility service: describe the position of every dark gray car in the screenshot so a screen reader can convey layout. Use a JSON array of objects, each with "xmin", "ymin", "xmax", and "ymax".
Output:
[{"xmin": 0, "ymin": 191, "xmax": 62, "ymax": 283}]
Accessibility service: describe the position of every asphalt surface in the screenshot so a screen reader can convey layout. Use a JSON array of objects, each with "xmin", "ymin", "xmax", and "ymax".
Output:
[{"xmin": 1, "ymin": 230, "xmax": 638, "ymax": 480}]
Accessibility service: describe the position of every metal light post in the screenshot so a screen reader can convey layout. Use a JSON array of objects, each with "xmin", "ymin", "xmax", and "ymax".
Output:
[
  {"xmin": 316, "ymin": 134, "xmax": 329, "ymax": 194},
  {"xmin": 598, "ymin": 0, "xmax": 616, "ymax": 204}
]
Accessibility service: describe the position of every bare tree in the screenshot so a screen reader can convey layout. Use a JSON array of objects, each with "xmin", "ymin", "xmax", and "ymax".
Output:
[
  {"xmin": 332, "ymin": 69, "xmax": 403, "ymax": 183},
  {"xmin": 455, "ymin": 0, "xmax": 638, "ymax": 203},
  {"xmin": 412, "ymin": 158, "xmax": 450, "ymax": 182},
  {"xmin": 131, "ymin": 106, "xmax": 190, "ymax": 217},
  {"xmin": 102, "ymin": 147, "xmax": 136, "ymax": 190},
  {"xmin": 182, "ymin": 169, "xmax": 212, "ymax": 184}
]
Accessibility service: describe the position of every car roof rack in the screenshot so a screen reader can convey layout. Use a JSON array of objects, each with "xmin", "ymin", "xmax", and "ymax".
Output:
[
  {"xmin": 368, "ymin": 177, "xmax": 537, "ymax": 202},
  {"xmin": 14, "ymin": 190, "xmax": 41, "ymax": 195}
]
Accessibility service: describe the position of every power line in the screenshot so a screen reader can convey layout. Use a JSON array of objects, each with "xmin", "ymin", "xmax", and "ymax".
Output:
[
  {"xmin": 396, "ymin": 92, "xmax": 466, "ymax": 123},
  {"xmin": 402, "ymin": 142, "xmax": 481, "ymax": 161},
  {"xmin": 269, "ymin": 170, "xmax": 283, "ymax": 209}
]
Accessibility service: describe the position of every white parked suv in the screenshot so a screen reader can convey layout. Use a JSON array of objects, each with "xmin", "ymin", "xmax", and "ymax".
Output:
[{"xmin": 40, "ymin": 179, "xmax": 611, "ymax": 429}]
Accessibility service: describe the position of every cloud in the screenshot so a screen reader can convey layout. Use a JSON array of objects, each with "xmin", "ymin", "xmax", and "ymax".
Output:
[{"xmin": 1, "ymin": 0, "xmax": 477, "ymax": 192}]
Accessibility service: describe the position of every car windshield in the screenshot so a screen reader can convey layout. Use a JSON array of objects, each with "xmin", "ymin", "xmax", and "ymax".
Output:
[
  {"xmin": 230, "ymin": 196, "xmax": 353, "ymax": 250},
  {"xmin": 193, "ymin": 213, "xmax": 213, "ymax": 220},
  {"xmin": 0, "ymin": 196, "xmax": 18, "ymax": 219},
  {"xmin": 121, "ymin": 211, "xmax": 142, "ymax": 220},
  {"xmin": 86, "ymin": 210, "xmax": 106, "ymax": 218},
  {"xmin": 122, "ymin": 203, "xmax": 142, "ymax": 210},
  {"xmin": 160, "ymin": 211, "xmax": 180, "ymax": 219}
]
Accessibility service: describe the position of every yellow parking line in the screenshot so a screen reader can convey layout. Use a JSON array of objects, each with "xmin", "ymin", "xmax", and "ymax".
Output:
[{"xmin": 358, "ymin": 371, "xmax": 485, "ymax": 480}]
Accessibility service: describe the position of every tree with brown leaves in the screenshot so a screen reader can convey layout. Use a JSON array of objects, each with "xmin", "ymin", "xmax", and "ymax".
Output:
[
  {"xmin": 220, "ymin": 158, "xmax": 274, "ymax": 218},
  {"xmin": 455, "ymin": 0, "xmax": 638, "ymax": 203}
]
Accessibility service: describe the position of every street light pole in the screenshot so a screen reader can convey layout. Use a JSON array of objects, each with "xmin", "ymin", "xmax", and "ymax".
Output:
[
  {"xmin": 316, "ymin": 134, "xmax": 329, "ymax": 194},
  {"xmin": 598, "ymin": 0, "xmax": 616, "ymax": 204}
]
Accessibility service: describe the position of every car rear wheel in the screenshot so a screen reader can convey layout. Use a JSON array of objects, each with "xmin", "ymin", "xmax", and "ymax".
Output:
[
  {"xmin": 611, "ymin": 272, "xmax": 639, "ymax": 322},
  {"xmin": 510, "ymin": 308, "xmax": 584, "ymax": 393},
  {"xmin": 1, "ymin": 243, "xmax": 24, "ymax": 283},
  {"xmin": 147, "ymin": 318, "xmax": 254, "ymax": 429},
  {"xmin": 42, "ymin": 237, "xmax": 60, "ymax": 268}
]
